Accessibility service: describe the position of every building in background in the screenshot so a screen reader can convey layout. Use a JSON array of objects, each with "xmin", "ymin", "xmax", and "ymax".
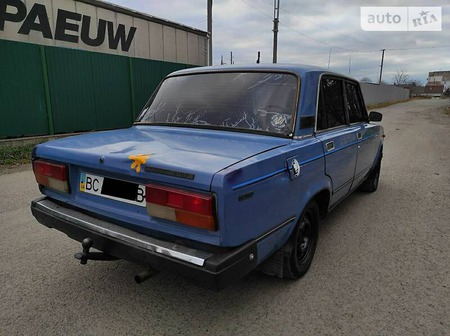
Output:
[
  {"xmin": 0, "ymin": 0, "xmax": 208, "ymax": 138},
  {"xmin": 426, "ymin": 71, "xmax": 450, "ymax": 96}
]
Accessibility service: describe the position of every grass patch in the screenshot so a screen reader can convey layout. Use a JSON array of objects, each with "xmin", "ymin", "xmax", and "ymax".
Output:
[{"xmin": 0, "ymin": 143, "xmax": 37, "ymax": 166}]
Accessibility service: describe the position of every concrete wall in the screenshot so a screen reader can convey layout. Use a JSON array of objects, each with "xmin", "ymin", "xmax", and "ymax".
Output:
[{"xmin": 360, "ymin": 83, "xmax": 410, "ymax": 106}]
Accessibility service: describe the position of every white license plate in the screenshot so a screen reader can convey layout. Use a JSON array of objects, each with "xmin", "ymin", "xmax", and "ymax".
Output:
[{"xmin": 79, "ymin": 172, "xmax": 146, "ymax": 207}]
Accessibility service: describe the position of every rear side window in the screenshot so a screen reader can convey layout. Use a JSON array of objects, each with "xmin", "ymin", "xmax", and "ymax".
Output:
[
  {"xmin": 317, "ymin": 78, "xmax": 346, "ymax": 130},
  {"xmin": 345, "ymin": 82, "xmax": 366, "ymax": 123}
]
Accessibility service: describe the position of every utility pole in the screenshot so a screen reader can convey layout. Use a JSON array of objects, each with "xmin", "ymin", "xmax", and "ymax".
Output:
[
  {"xmin": 256, "ymin": 51, "xmax": 261, "ymax": 64},
  {"xmin": 272, "ymin": 0, "xmax": 280, "ymax": 63},
  {"xmin": 207, "ymin": 0, "xmax": 213, "ymax": 65},
  {"xmin": 348, "ymin": 55, "xmax": 351, "ymax": 75},
  {"xmin": 379, "ymin": 48, "xmax": 385, "ymax": 84},
  {"xmin": 230, "ymin": 51, "xmax": 234, "ymax": 64},
  {"xmin": 327, "ymin": 48, "xmax": 332, "ymax": 70}
]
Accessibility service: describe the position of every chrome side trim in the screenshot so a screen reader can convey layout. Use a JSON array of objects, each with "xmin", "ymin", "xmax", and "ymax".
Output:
[
  {"xmin": 293, "ymin": 134, "xmax": 313, "ymax": 140},
  {"xmin": 35, "ymin": 199, "xmax": 213, "ymax": 267}
]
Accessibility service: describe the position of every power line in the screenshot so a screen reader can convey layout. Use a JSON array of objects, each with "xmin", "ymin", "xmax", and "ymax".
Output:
[
  {"xmin": 239, "ymin": 0, "xmax": 356, "ymax": 51},
  {"xmin": 257, "ymin": 0, "xmax": 372, "ymax": 47},
  {"xmin": 239, "ymin": 0, "xmax": 274, "ymax": 20},
  {"xmin": 279, "ymin": 21, "xmax": 356, "ymax": 51},
  {"xmin": 351, "ymin": 45, "xmax": 450, "ymax": 54},
  {"xmin": 385, "ymin": 45, "xmax": 450, "ymax": 51},
  {"xmin": 239, "ymin": 0, "xmax": 450, "ymax": 54}
]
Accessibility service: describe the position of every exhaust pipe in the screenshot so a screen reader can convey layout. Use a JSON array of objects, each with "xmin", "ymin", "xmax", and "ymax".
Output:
[{"xmin": 135, "ymin": 268, "xmax": 160, "ymax": 284}]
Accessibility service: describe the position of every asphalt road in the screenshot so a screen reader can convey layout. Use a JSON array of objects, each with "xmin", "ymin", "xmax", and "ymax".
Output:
[{"xmin": 1, "ymin": 98, "xmax": 449, "ymax": 336}]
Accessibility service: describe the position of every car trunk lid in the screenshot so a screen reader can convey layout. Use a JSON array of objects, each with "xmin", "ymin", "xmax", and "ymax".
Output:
[{"xmin": 35, "ymin": 125, "xmax": 291, "ymax": 190}]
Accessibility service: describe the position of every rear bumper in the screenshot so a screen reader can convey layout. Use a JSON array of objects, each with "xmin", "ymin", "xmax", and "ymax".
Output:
[{"xmin": 31, "ymin": 197, "xmax": 258, "ymax": 290}]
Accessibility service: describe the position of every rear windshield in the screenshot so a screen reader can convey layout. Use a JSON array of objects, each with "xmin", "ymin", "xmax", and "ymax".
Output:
[{"xmin": 137, "ymin": 72, "xmax": 299, "ymax": 136}]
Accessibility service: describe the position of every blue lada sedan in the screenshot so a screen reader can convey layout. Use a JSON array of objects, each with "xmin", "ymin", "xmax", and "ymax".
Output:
[{"xmin": 31, "ymin": 64, "xmax": 384, "ymax": 290}]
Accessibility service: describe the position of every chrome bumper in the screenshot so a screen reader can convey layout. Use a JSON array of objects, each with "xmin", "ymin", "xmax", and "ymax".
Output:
[
  {"xmin": 31, "ymin": 197, "xmax": 258, "ymax": 290},
  {"xmin": 33, "ymin": 198, "xmax": 212, "ymax": 266}
]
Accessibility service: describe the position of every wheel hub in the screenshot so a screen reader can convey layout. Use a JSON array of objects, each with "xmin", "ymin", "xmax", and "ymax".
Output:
[{"xmin": 297, "ymin": 217, "xmax": 312, "ymax": 263}]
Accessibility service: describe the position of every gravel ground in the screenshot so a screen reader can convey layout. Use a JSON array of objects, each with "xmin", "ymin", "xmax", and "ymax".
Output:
[{"xmin": 0, "ymin": 98, "xmax": 449, "ymax": 336}]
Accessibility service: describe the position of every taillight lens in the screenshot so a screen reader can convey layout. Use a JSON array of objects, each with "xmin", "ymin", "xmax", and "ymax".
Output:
[
  {"xmin": 146, "ymin": 183, "xmax": 216, "ymax": 230},
  {"xmin": 33, "ymin": 160, "xmax": 69, "ymax": 193}
]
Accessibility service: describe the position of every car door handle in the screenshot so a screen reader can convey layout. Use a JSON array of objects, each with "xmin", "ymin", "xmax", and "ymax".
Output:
[
  {"xmin": 325, "ymin": 141, "xmax": 335, "ymax": 151},
  {"xmin": 357, "ymin": 133, "xmax": 362, "ymax": 140}
]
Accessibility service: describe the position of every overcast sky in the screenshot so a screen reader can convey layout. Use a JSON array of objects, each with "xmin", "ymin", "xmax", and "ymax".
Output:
[{"xmin": 109, "ymin": 0, "xmax": 449, "ymax": 84}]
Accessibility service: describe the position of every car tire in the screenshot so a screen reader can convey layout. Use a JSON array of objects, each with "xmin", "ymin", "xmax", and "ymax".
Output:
[
  {"xmin": 359, "ymin": 160, "xmax": 381, "ymax": 192},
  {"xmin": 284, "ymin": 201, "xmax": 320, "ymax": 279}
]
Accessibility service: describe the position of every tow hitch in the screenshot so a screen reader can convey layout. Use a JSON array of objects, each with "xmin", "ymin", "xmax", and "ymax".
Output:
[
  {"xmin": 74, "ymin": 238, "xmax": 119, "ymax": 264},
  {"xmin": 74, "ymin": 238, "xmax": 160, "ymax": 284}
]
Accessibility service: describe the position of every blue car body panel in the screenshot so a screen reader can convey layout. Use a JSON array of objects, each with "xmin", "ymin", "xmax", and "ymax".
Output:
[
  {"xmin": 35, "ymin": 126, "xmax": 292, "ymax": 246},
  {"xmin": 35, "ymin": 126, "xmax": 291, "ymax": 190},
  {"xmin": 31, "ymin": 64, "xmax": 384, "ymax": 289}
]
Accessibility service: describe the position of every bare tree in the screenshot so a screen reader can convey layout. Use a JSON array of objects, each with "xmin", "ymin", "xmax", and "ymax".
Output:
[
  {"xmin": 360, "ymin": 77, "xmax": 373, "ymax": 83},
  {"xmin": 392, "ymin": 70, "xmax": 410, "ymax": 85},
  {"xmin": 408, "ymin": 78, "xmax": 424, "ymax": 87}
]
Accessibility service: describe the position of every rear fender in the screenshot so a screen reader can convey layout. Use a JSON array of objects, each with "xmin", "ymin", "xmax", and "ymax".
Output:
[
  {"xmin": 369, "ymin": 144, "xmax": 383, "ymax": 174},
  {"xmin": 256, "ymin": 176, "xmax": 332, "ymax": 264}
]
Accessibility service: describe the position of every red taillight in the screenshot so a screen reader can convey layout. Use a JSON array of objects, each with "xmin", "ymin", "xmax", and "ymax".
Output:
[
  {"xmin": 146, "ymin": 183, "xmax": 216, "ymax": 230},
  {"xmin": 33, "ymin": 160, "xmax": 69, "ymax": 193}
]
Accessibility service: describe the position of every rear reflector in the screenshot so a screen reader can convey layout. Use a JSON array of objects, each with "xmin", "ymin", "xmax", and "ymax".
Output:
[
  {"xmin": 33, "ymin": 160, "xmax": 69, "ymax": 193},
  {"xmin": 146, "ymin": 183, "xmax": 216, "ymax": 230}
]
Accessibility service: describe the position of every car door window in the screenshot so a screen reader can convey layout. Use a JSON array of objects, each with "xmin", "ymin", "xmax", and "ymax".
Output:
[
  {"xmin": 317, "ymin": 78, "xmax": 346, "ymax": 131},
  {"xmin": 345, "ymin": 82, "xmax": 366, "ymax": 123}
]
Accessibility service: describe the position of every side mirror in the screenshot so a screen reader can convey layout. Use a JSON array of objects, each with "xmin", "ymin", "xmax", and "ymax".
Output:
[{"xmin": 369, "ymin": 111, "xmax": 383, "ymax": 122}]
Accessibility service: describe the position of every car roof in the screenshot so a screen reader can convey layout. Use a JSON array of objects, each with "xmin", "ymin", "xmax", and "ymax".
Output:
[{"xmin": 168, "ymin": 63, "xmax": 354, "ymax": 81}]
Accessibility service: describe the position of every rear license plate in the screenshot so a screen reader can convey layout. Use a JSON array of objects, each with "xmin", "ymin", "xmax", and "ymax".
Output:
[{"xmin": 80, "ymin": 172, "xmax": 146, "ymax": 207}]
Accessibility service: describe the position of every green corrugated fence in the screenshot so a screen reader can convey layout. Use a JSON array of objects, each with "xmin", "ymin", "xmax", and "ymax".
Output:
[{"xmin": 0, "ymin": 39, "xmax": 194, "ymax": 138}]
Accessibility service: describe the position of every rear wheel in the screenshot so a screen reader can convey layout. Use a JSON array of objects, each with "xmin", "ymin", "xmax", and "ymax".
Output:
[
  {"xmin": 284, "ymin": 202, "xmax": 320, "ymax": 279},
  {"xmin": 359, "ymin": 160, "xmax": 381, "ymax": 192}
]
